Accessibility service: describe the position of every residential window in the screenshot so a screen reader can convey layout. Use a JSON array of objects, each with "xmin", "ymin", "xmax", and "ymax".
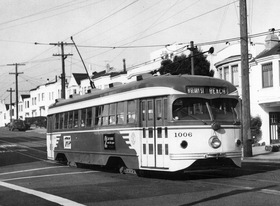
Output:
[
  {"xmin": 262, "ymin": 62, "xmax": 273, "ymax": 88},
  {"xmin": 224, "ymin": 66, "xmax": 229, "ymax": 82},
  {"xmin": 219, "ymin": 68, "xmax": 223, "ymax": 79},
  {"xmin": 231, "ymin": 65, "xmax": 239, "ymax": 86}
]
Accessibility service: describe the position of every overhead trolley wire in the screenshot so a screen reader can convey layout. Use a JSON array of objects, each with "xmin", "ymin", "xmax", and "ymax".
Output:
[{"xmin": 71, "ymin": 0, "xmax": 139, "ymax": 38}]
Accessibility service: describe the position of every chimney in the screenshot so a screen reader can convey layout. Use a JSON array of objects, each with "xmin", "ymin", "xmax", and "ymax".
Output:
[
  {"xmin": 123, "ymin": 58, "xmax": 126, "ymax": 72},
  {"xmin": 265, "ymin": 32, "xmax": 279, "ymax": 50}
]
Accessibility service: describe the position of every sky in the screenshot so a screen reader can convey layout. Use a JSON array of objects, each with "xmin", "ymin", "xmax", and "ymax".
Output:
[{"xmin": 0, "ymin": 0, "xmax": 280, "ymax": 103}]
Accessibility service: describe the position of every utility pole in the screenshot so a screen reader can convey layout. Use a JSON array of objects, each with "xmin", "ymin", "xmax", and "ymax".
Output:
[
  {"xmin": 240, "ymin": 0, "xmax": 252, "ymax": 157},
  {"xmin": 50, "ymin": 42, "xmax": 73, "ymax": 99},
  {"xmin": 188, "ymin": 41, "xmax": 196, "ymax": 75},
  {"xmin": 8, "ymin": 63, "xmax": 24, "ymax": 120},
  {"xmin": 7, "ymin": 88, "xmax": 15, "ymax": 123}
]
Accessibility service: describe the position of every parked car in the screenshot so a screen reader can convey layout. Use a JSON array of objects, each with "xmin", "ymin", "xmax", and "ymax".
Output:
[{"xmin": 8, "ymin": 119, "xmax": 29, "ymax": 131}]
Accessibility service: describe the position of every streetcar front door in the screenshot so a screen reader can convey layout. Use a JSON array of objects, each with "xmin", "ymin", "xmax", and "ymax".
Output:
[{"xmin": 140, "ymin": 98, "xmax": 169, "ymax": 169}]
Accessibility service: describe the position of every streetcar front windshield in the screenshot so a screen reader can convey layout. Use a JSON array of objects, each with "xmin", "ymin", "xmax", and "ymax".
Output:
[{"xmin": 172, "ymin": 98, "xmax": 239, "ymax": 123}]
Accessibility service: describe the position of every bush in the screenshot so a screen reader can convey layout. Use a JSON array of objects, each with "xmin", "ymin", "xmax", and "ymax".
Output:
[{"xmin": 251, "ymin": 115, "xmax": 262, "ymax": 144}]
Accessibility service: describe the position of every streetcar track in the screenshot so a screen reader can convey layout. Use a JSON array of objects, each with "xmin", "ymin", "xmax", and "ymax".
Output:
[
  {"xmin": 193, "ymin": 179, "xmax": 280, "ymax": 196},
  {"xmin": 0, "ymin": 170, "xmax": 98, "ymax": 182},
  {"xmin": 0, "ymin": 166, "xmax": 69, "ymax": 176}
]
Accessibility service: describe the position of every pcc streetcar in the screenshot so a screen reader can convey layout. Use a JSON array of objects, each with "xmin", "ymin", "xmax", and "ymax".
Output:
[{"xmin": 46, "ymin": 74, "xmax": 242, "ymax": 174}]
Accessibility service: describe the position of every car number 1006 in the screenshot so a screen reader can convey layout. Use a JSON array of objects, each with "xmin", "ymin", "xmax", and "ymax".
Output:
[{"xmin": 174, "ymin": 132, "xmax": 192, "ymax": 137}]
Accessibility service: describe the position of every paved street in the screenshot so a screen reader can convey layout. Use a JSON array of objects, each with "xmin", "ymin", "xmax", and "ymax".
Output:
[{"xmin": 1, "ymin": 128, "xmax": 280, "ymax": 206}]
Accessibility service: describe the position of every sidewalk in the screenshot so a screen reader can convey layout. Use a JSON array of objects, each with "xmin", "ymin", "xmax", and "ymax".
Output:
[{"xmin": 242, "ymin": 145, "xmax": 280, "ymax": 163}]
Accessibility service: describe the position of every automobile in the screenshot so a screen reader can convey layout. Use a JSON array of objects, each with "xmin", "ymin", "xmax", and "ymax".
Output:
[{"xmin": 8, "ymin": 119, "xmax": 29, "ymax": 131}]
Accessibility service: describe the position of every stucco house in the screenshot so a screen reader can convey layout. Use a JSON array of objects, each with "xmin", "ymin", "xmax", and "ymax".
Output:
[
  {"xmin": 249, "ymin": 33, "xmax": 280, "ymax": 145},
  {"xmin": 213, "ymin": 33, "xmax": 280, "ymax": 145}
]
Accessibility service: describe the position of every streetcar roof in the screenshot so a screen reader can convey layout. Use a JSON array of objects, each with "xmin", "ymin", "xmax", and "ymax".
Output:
[{"xmin": 48, "ymin": 75, "xmax": 238, "ymax": 111}]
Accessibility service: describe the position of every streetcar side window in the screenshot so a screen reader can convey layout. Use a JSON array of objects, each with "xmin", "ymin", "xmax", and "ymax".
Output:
[
  {"xmin": 86, "ymin": 107, "xmax": 92, "ymax": 127},
  {"xmin": 117, "ymin": 102, "xmax": 124, "ymax": 124},
  {"xmin": 55, "ymin": 113, "xmax": 59, "ymax": 129},
  {"xmin": 127, "ymin": 100, "xmax": 136, "ymax": 124},
  {"xmin": 164, "ymin": 99, "xmax": 167, "ymax": 120},
  {"xmin": 156, "ymin": 99, "xmax": 162, "ymax": 120},
  {"xmin": 142, "ymin": 101, "xmax": 146, "ymax": 121},
  {"xmin": 64, "ymin": 112, "xmax": 68, "ymax": 129},
  {"xmin": 68, "ymin": 111, "xmax": 74, "ymax": 128},
  {"xmin": 102, "ymin": 105, "xmax": 109, "ymax": 126},
  {"xmin": 73, "ymin": 110, "xmax": 78, "ymax": 127},
  {"xmin": 59, "ymin": 113, "xmax": 64, "ymax": 129},
  {"xmin": 109, "ymin": 103, "xmax": 116, "ymax": 125},
  {"xmin": 95, "ymin": 106, "xmax": 102, "ymax": 126},
  {"xmin": 81, "ymin": 108, "xmax": 86, "ymax": 127},
  {"xmin": 148, "ymin": 101, "xmax": 153, "ymax": 120}
]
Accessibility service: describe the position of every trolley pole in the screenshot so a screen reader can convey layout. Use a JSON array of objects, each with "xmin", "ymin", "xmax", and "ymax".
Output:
[
  {"xmin": 240, "ymin": 0, "xmax": 252, "ymax": 157},
  {"xmin": 50, "ymin": 42, "xmax": 73, "ymax": 99},
  {"xmin": 7, "ymin": 88, "xmax": 15, "ymax": 123},
  {"xmin": 8, "ymin": 63, "xmax": 24, "ymax": 120}
]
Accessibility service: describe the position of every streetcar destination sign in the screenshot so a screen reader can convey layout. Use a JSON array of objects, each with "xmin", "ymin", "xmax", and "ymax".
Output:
[{"xmin": 186, "ymin": 86, "xmax": 227, "ymax": 94}]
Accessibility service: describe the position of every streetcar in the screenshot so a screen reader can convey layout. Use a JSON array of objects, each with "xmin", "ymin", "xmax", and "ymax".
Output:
[{"xmin": 46, "ymin": 74, "xmax": 242, "ymax": 175}]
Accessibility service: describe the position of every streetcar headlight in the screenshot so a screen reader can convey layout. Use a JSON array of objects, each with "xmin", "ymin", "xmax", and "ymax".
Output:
[
  {"xmin": 209, "ymin": 136, "xmax": 221, "ymax": 149},
  {"xmin": 211, "ymin": 122, "xmax": 221, "ymax": 131},
  {"xmin": 180, "ymin": 140, "xmax": 188, "ymax": 149},
  {"xmin": 236, "ymin": 139, "xmax": 242, "ymax": 147}
]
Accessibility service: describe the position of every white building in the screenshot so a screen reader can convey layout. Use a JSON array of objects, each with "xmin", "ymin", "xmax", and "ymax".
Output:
[
  {"xmin": 213, "ymin": 33, "xmax": 280, "ymax": 145},
  {"xmin": 67, "ymin": 73, "xmax": 88, "ymax": 96},
  {"xmin": 0, "ymin": 100, "xmax": 10, "ymax": 126},
  {"xmin": 18, "ymin": 94, "xmax": 30, "ymax": 120},
  {"xmin": 249, "ymin": 33, "xmax": 280, "ymax": 145},
  {"xmin": 30, "ymin": 78, "xmax": 62, "ymax": 118}
]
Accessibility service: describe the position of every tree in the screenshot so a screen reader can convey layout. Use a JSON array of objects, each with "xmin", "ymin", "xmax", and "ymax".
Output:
[{"xmin": 155, "ymin": 49, "xmax": 214, "ymax": 76}]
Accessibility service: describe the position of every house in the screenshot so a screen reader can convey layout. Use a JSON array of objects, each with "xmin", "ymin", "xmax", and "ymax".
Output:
[
  {"xmin": 249, "ymin": 33, "xmax": 280, "ymax": 145},
  {"xmin": 213, "ymin": 32, "xmax": 280, "ymax": 145},
  {"xmin": 29, "ymin": 77, "xmax": 62, "ymax": 118},
  {"xmin": 0, "ymin": 100, "xmax": 10, "ymax": 126},
  {"xmin": 213, "ymin": 41, "xmax": 264, "ymax": 95},
  {"xmin": 18, "ymin": 94, "xmax": 30, "ymax": 120},
  {"xmin": 67, "ymin": 73, "xmax": 89, "ymax": 96}
]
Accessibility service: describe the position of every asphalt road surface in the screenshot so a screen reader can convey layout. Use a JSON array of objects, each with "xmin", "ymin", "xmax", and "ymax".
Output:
[{"xmin": 1, "ymin": 128, "xmax": 280, "ymax": 206}]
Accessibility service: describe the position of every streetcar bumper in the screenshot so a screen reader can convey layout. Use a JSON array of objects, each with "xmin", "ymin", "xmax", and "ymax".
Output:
[
  {"xmin": 169, "ymin": 152, "xmax": 242, "ymax": 171},
  {"xmin": 170, "ymin": 152, "xmax": 242, "ymax": 160}
]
